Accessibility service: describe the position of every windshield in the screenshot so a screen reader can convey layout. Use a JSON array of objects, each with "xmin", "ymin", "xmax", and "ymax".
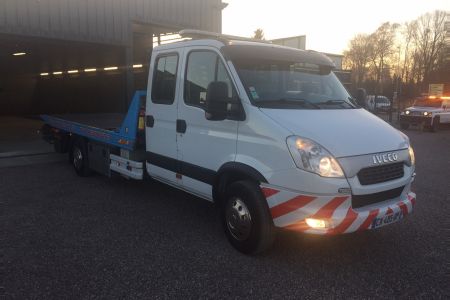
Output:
[
  {"xmin": 414, "ymin": 98, "xmax": 442, "ymax": 108},
  {"xmin": 232, "ymin": 60, "xmax": 356, "ymax": 109}
]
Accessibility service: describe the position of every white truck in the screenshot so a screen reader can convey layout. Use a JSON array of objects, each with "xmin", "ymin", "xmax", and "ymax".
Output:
[
  {"xmin": 400, "ymin": 96, "xmax": 450, "ymax": 132},
  {"xmin": 41, "ymin": 30, "xmax": 417, "ymax": 254}
]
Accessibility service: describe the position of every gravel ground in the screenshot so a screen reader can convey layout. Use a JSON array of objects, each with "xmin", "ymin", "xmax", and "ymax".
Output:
[{"xmin": 2, "ymin": 127, "xmax": 450, "ymax": 299}]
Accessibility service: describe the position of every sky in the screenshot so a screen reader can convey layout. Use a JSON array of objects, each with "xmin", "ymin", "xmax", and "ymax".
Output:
[{"xmin": 222, "ymin": 0, "xmax": 450, "ymax": 54}]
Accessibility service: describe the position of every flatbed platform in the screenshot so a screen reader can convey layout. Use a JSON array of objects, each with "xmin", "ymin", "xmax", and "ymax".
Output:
[
  {"xmin": 50, "ymin": 113, "xmax": 125, "ymax": 131},
  {"xmin": 41, "ymin": 91, "xmax": 146, "ymax": 151}
]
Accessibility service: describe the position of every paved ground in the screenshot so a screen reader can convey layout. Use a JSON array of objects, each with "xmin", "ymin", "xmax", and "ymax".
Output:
[{"xmin": 2, "ymin": 127, "xmax": 450, "ymax": 299}]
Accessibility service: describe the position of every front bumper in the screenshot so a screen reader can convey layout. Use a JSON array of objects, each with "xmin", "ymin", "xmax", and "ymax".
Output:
[
  {"xmin": 261, "ymin": 184, "xmax": 416, "ymax": 235},
  {"xmin": 400, "ymin": 115, "xmax": 432, "ymax": 126}
]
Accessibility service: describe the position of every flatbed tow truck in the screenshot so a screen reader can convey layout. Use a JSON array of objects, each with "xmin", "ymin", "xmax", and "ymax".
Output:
[{"xmin": 41, "ymin": 30, "xmax": 416, "ymax": 254}]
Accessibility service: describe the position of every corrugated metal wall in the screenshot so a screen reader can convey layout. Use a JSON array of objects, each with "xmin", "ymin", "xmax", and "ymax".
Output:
[{"xmin": 0, "ymin": 0, "xmax": 223, "ymax": 45}]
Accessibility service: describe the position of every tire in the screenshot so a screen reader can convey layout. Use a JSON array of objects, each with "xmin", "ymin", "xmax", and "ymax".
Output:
[
  {"xmin": 400, "ymin": 123, "xmax": 409, "ymax": 130},
  {"xmin": 430, "ymin": 117, "xmax": 440, "ymax": 132},
  {"xmin": 222, "ymin": 180, "xmax": 275, "ymax": 254},
  {"xmin": 71, "ymin": 138, "xmax": 91, "ymax": 177}
]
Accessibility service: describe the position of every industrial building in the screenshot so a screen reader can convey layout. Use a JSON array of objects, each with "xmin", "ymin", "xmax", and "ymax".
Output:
[{"xmin": 0, "ymin": 0, "xmax": 227, "ymax": 115}]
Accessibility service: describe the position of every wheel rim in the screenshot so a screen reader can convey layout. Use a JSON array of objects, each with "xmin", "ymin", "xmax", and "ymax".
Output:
[
  {"xmin": 225, "ymin": 197, "xmax": 252, "ymax": 241},
  {"xmin": 73, "ymin": 146, "xmax": 83, "ymax": 170}
]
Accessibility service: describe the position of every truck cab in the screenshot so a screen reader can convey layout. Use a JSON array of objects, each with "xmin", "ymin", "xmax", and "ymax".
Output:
[
  {"xmin": 400, "ymin": 96, "xmax": 450, "ymax": 131},
  {"xmin": 145, "ymin": 31, "xmax": 416, "ymax": 253}
]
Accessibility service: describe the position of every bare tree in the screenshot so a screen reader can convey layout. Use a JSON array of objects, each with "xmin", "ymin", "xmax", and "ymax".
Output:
[
  {"xmin": 343, "ymin": 10, "xmax": 448, "ymax": 98},
  {"xmin": 369, "ymin": 22, "xmax": 399, "ymax": 94},
  {"xmin": 253, "ymin": 28, "xmax": 265, "ymax": 40},
  {"xmin": 343, "ymin": 34, "xmax": 372, "ymax": 86},
  {"xmin": 412, "ymin": 10, "xmax": 447, "ymax": 88},
  {"xmin": 401, "ymin": 21, "xmax": 417, "ymax": 83}
]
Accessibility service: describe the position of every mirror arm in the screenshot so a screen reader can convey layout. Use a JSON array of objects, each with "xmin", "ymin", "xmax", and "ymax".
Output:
[{"xmin": 227, "ymin": 101, "xmax": 246, "ymax": 121}]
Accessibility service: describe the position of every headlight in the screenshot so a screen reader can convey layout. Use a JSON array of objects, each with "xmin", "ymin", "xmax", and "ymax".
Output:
[
  {"xmin": 286, "ymin": 136, "xmax": 344, "ymax": 178},
  {"xmin": 405, "ymin": 110, "xmax": 410, "ymax": 115},
  {"xmin": 423, "ymin": 111, "xmax": 430, "ymax": 116},
  {"xmin": 408, "ymin": 146, "xmax": 415, "ymax": 166}
]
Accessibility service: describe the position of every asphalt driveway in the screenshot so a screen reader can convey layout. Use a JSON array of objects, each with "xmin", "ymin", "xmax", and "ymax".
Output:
[{"xmin": 2, "ymin": 128, "xmax": 449, "ymax": 298}]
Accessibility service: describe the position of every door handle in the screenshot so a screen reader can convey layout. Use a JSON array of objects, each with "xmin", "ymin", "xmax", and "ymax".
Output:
[
  {"xmin": 146, "ymin": 115, "xmax": 154, "ymax": 127},
  {"xmin": 176, "ymin": 119, "xmax": 187, "ymax": 133}
]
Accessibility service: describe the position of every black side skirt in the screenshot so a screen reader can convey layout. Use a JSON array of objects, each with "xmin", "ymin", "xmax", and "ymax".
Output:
[{"xmin": 146, "ymin": 152, "xmax": 216, "ymax": 185}]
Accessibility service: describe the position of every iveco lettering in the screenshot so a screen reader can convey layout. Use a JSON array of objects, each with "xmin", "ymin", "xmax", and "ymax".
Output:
[
  {"xmin": 372, "ymin": 152, "xmax": 399, "ymax": 165},
  {"xmin": 41, "ymin": 30, "xmax": 417, "ymax": 254}
]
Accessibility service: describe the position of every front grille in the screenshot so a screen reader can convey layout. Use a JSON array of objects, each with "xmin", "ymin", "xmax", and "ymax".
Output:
[
  {"xmin": 410, "ymin": 111, "xmax": 422, "ymax": 116},
  {"xmin": 357, "ymin": 162, "xmax": 404, "ymax": 185},
  {"xmin": 401, "ymin": 115, "xmax": 431, "ymax": 124},
  {"xmin": 352, "ymin": 186, "xmax": 405, "ymax": 208}
]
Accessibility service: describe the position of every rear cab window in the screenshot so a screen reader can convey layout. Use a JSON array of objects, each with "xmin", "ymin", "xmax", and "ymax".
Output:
[{"xmin": 151, "ymin": 54, "xmax": 179, "ymax": 104}]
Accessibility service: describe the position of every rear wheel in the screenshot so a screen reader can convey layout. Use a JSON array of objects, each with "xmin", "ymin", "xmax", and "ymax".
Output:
[
  {"xmin": 222, "ymin": 180, "xmax": 275, "ymax": 254},
  {"xmin": 71, "ymin": 139, "xmax": 91, "ymax": 177}
]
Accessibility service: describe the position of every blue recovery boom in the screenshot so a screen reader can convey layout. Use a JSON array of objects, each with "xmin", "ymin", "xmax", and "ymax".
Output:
[{"xmin": 41, "ymin": 91, "xmax": 146, "ymax": 151}]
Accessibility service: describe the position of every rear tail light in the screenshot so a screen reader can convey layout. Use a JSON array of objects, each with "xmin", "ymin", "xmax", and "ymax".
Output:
[{"xmin": 138, "ymin": 108, "xmax": 145, "ymax": 131}]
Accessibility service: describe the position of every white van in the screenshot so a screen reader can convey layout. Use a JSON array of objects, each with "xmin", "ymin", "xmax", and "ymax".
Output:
[
  {"xmin": 42, "ymin": 31, "xmax": 417, "ymax": 254},
  {"xmin": 366, "ymin": 95, "xmax": 391, "ymax": 112}
]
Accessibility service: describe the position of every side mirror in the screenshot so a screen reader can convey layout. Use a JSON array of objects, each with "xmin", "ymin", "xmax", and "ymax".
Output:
[{"xmin": 205, "ymin": 81, "xmax": 231, "ymax": 121}]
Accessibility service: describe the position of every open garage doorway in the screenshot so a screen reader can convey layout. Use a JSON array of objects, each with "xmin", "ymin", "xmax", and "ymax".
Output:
[
  {"xmin": 0, "ymin": 34, "xmax": 129, "ymax": 116},
  {"xmin": 0, "ymin": 24, "xmax": 179, "ymax": 160},
  {"xmin": 0, "ymin": 34, "xmax": 129, "ymax": 160}
]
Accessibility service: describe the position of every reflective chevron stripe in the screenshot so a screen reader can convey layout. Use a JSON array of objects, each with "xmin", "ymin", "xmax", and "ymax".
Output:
[
  {"xmin": 260, "ymin": 184, "xmax": 417, "ymax": 235},
  {"xmin": 270, "ymin": 195, "xmax": 316, "ymax": 219}
]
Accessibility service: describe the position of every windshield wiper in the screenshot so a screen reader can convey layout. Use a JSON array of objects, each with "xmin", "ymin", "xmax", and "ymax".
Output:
[
  {"xmin": 317, "ymin": 99, "xmax": 356, "ymax": 108},
  {"xmin": 257, "ymin": 98, "xmax": 321, "ymax": 109}
]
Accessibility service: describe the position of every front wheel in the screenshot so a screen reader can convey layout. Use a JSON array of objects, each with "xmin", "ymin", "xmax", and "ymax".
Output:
[
  {"xmin": 430, "ymin": 117, "xmax": 440, "ymax": 132},
  {"xmin": 222, "ymin": 180, "xmax": 275, "ymax": 254}
]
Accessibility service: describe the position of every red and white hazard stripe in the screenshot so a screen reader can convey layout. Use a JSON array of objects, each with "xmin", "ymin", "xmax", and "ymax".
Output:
[{"xmin": 261, "ymin": 185, "xmax": 416, "ymax": 235}]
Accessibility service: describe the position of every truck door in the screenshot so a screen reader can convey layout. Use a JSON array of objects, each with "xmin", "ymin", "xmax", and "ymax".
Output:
[
  {"xmin": 177, "ymin": 47, "xmax": 239, "ymax": 200},
  {"xmin": 145, "ymin": 51, "xmax": 183, "ymax": 185}
]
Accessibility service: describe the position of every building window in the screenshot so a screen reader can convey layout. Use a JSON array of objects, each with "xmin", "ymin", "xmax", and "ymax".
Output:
[{"xmin": 151, "ymin": 54, "xmax": 178, "ymax": 104}]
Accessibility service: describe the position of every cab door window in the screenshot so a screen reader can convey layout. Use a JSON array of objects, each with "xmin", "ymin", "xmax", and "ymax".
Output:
[{"xmin": 184, "ymin": 51, "xmax": 236, "ymax": 108}]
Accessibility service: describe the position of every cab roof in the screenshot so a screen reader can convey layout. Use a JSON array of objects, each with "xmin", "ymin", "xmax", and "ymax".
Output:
[
  {"xmin": 154, "ymin": 30, "xmax": 336, "ymax": 68},
  {"xmin": 221, "ymin": 42, "xmax": 336, "ymax": 68}
]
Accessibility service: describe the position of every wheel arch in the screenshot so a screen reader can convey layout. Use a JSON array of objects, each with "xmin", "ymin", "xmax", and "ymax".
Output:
[{"xmin": 213, "ymin": 162, "xmax": 268, "ymax": 204}]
